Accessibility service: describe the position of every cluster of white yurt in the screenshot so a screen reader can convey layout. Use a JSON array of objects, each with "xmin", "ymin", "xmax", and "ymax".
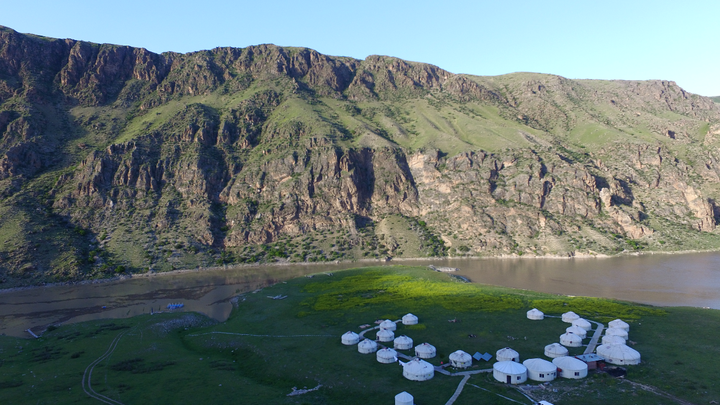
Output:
[
  {"xmin": 496, "ymin": 347, "xmax": 520, "ymax": 362},
  {"xmin": 559, "ymin": 332, "xmax": 583, "ymax": 347},
  {"xmin": 394, "ymin": 335, "xmax": 413, "ymax": 350},
  {"xmin": 552, "ymin": 356, "xmax": 588, "ymax": 379},
  {"xmin": 449, "ymin": 350, "xmax": 472, "ymax": 368},
  {"xmin": 609, "ymin": 319, "xmax": 629, "ymax": 331},
  {"xmin": 341, "ymin": 331, "xmax": 360, "ymax": 345},
  {"xmin": 493, "ymin": 361, "xmax": 528, "ymax": 384},
  {"xmin": 377, "ymin": 348, "xmax": 398, "ymax": 364},
  {"xmin": 527, "ymin": 308, "xmax": 544, "ymax": 320},
  {"xmin": 544, "ymin": 343, "xmax": 569, "ymax": 358},
  {"xmin": 602, "ymin": 334, "xmax": 626, "ymax": 346},
  {"xmin": 380, "ymin": 319, "xmax": 397, "ymax": 331},
  {"xmin": 565, "ymin": 325, "xmax": 587, "ymax": 339},
  {"xmin": 358, "ymin": 338, "xmax": 378, "ymax": 354},
  {"xmin": 562, "ymin": 311, "xmax": 580, "ymax": 323},
  {"xmin": 395, "ymin": 391, "xmax": 414, "ymax": 405},
  {"xmin": 572, "ymin": 318, "xmax": 592, "ymax": 331},
  {"xmin": 597, "ymin": 344, "xmax": 641, "ymax": 365},
  {"xmin": 402, "ymin": 313, "xmax": 419, "ymax": 325},
  {"xmin": 415, "ymin": 343, "xmax": 436, "ymax": 359},
  {"xmin": 401, "ymin": 358, "xmax": 434, "ymax": 381},
  {"xmin": 377, "ymin": 328, "xmax": 395, "ymax": 342},
  {"xmin": 606, "ymin": 327, "xmax": 628, "ymax": 340},
  {"xmin": 523, "ymin": 358, "xmax": 557, "ymax": 382}
]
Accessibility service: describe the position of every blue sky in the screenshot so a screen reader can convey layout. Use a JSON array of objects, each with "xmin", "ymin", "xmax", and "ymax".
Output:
[{"xmin": 3, "ymin": 0, "xmax": 719, "ymax": 96}]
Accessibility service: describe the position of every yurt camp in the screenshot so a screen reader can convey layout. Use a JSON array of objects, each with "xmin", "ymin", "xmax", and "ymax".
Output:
[
  {"xmin": 493, "ymin": 361, "xmax": 528, "ymax": 384},
  {"xmin": 562, "ymin": 311, "xmax": 580, "ymax": 323},
  {"xmin": 358, "ymin": 339, "xmax": 378, "ymax": 354},
  {"xmin": 395, "ymin": 391, "xmax": 414, "ymax": 405},
  {"xmin": 605, "ymin": 327, "xmax": 629, "ymax": 339},
  {"xmin": 572, "ymin": 318, "xmax": 592, "ymax": 331},
  {"xmin": 608, "ymin": 319, "xmax": 630, "ymax": 331},
  {"xmin": 341, "ymin": 331, "xmax": 360, "ymax": 345},
  {"xmin": 527, "ymin": 308, "xmax": 544, "ymax": 320},
  {"xmin": 559, "ymin": 332, "xmax": 583, "ymax": 347},
  {"xmin": 376, "ymin": 328, "xmax": 395, "ymax": 342},
  {"xmin": 401, "ymin": 359, "xmax": 434, "ymax": 381},
  {"xmin": 523, "ymin": 358, "xmax": 557, "ymax": 382},
  {"xmin": 380, "ymin": 319, "xmax": 397, "ymax": 331},
  {"xmin": 602, "ymin": 335, "xmax": 626, "ymax": 346},
  {"xmin": 565, "ymin": 325, "xmax": 587, "ymax": 339},
  {"xmin": 449, "ymin": 350, "xmax": 473, "ymax": 368},
  {"xmin": 415, "ymin": 343, "xmax": 436, "ymax": 359},
  {"xmin": 394, "ymin": 335, "xmax": 413, "ymax": 350},
  {"xmin": 552, "ymin": 356, "xmax": 588, "ymax": 379},
  {"xmin": 596, "ymin": 344, "xmax": 641, "ymax": 365},
  {"xmin": 544, "ymin": 343, "xmax": 569, "ymax": 358},
  {"xmin": 402, "ymin": 313, "xmax": 419, "ymax": 325},
  {"xmin": 377, "ymin": 348, "xmax": 398, "ymax": 364},
  {"xmin": 496, "ymin": 347, "xmax": 520, "ymax": 362}
]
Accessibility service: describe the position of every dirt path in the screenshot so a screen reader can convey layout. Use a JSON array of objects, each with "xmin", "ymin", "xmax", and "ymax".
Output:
[
  {"xmin": 624, "ymin": 379, "xmax": 697, "ymax": 405},
  {"xmin": 81, "ymin": 330, "xmax": 129, "ymax": 405}
]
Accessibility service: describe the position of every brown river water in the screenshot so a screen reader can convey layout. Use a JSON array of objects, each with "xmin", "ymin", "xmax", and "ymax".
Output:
[{"xmin": 1, "ymin": 252, "xmax": 719, "ymax": 338}]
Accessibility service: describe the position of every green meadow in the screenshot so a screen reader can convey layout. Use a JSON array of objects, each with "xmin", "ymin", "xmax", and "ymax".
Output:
[{"xmin": 0, "ymin": 266, "xmax": 718, "ymax": 404}]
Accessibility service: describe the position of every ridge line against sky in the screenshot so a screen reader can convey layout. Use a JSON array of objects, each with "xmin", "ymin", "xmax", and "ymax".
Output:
[{"xmin": 2, "ymin": 0, "xmax": 719, "ymax": 96}]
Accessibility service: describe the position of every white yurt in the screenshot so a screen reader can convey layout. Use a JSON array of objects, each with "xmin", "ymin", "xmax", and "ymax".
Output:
[
  {"xmin": 562, "ymin": 311, "xmax": 580, "ymax": 323},
  {"xmin": 496, "ymin": 347, "xmax": 520, "ymax": 362},
  {"xmin": 559, "ymin": 332, "xmax": 583, "ymax": 347},
  {"xmin": 544, "ymin": 343, "xmax": 569, "ymax": 358},
  {"xmin": 341, "ymin": 331, "xmax": 360, "ymax": 345},
  {"xmin": 415, "ymin": 343, "xmax": 436, "ymax": 359},
  {"xmin": 394, "ymin": 335, "xmax": 413, "ymax": 350},
  {"xmin": 565, "ymin": 325, "xmax": 587, "ymax": 339},
  {"xmin": 401, "ymin": 358, "xmax": 434, "ymax": 381},
  {"xmin": 527, "ymin": 308, "xmax": 544, "ymax": 320},
  {"xmin": 523, "ymin": 358, "xmax": 557, "ymax": 382},
  {"xmin": 380, "ymin": 319, "xmax": 397, "ymax": 331},
  {"xmin": 493, "ymin": 361, "xmax": 528, "ymax": 384},
  {"xmin": 605, "ymin": 327, "xmax": 629, "ymax": 339},
  {"xmin": 376, "ymin": 348, "xmax": 398, "ymax": 364},
  {"xmin": 395, "ymin": 391, "xmax": 414, "ymax": 405},
  {"xmin": 596, "ymin": 344, "xmax": 641, "ymax": 365},
  {"xmin": 376, "ymin": 328, "xmax": 395, "ymax": 342},
  {"xmin": 572, "ymin": 318, "xmax": 592, "ymax": 331},
  {"xmin": 449, "ymin": 350, "xmax": 473, "ymax": 368},
  {"xmin": 358, "ymin": 338, "xmax": 378, "ymax": 354},
  {"xmin": 402, "ymin": 313, "xmax": 419, "ymax": 325},
  {"xmin": 552, "ymin": 357, "xmax": 588, "ymax": 379},
  {"xmin": 602, "ymin": 335, "xmax": 626, "ymax": 346},
  {"xmin": 609, "ymin": 319, "xmax": 630, "ymax": 331}
]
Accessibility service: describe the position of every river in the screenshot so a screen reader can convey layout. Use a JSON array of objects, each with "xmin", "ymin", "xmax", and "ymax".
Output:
[{"xmin": 1, "ymin": 252, "xmax": 719, "ymax": 338}]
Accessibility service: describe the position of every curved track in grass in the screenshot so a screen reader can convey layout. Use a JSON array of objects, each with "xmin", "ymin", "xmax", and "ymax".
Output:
[{"xmin": 81, "ymin": 330, "xmax": 129, "ymax": 405}]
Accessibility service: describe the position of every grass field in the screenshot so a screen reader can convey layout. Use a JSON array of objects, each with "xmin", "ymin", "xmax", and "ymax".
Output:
[{"xmin": 0, "ymin": 266, "xmax": 717, "ymax": 404}]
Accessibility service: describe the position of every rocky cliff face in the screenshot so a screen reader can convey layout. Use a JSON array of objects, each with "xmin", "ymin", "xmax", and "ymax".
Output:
[{"xmin": 2, "ymin": 25, "xmax": 720, "ymax": 286}]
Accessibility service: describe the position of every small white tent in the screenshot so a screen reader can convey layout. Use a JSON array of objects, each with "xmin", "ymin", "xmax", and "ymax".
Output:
[
  {"xmin": 527, "ymin": 308, "xmax": 544, "ymax": 320},
  {"xmin": 544, "ymin": 343, "xmax": 569, "ymax": 358},
  {"xmin": 565, "ymin": 325, "xmax": 587, "ymax": 339},
  {"xmin": 597, "ymin": 344, "xmax": 641, "ymax": 365},
  {"xmin": 609, "ymin": 319, "xmax": 629, "ymax": 331},
  {"xmin": 380, "ymin": 319, "xmax": 397, "ymax": 331},
  {"xmin": 552, "ymin": 357, "xmax": 588, "ymax": 379},
  {"xmin": 394, "ymin": 335, "xmax": 413, "ymax": 350},
  {"xmin": 562, "ymin": 311, "xmax": 580, "ymax": 323},
  {"xmin": 401, "ymin": 358, "xmax": 434, "ymax": 381},
  {"xmin": 341, "ymin": 331, "xmax": 360, "ymax": 345},
  {"xmin": 572, "ymin": 318, "xmax": 592, "ymax": 331},
  {"xmin": 523, "ymin": 358, "xmax": 557, "ymax": 382},
  {"xmin": 377, "ymin": 348, "xmax": 398, "ymax": 364},
  {"xmin": 402, "ymin": 313, "xmax": 419, "ymax": 325},
  {"xmin": 358, "ymin": 338, "xmax": 378, "ymax": 354},
  {"xmin": 415, "ymin": 343, "xmax": 436, "ymax": 359},
  {"xmin": 559, "ymin": 332, "xmax": 582, "ymax": 347},
  {"xmin": 376, "ymin": 328, "xmax": 395, "ymax": 342},
  {"xmin": 605, "ymin": 327, "xmax": 629, "ymax": 339},
  {"xmin": 496, "ymin": 347, "xmax": 520, "ymax": 362},
  {"xmin": 493, "ymin": 361, "xmax": 528, "ymax": 384},
  {"xmin": 449, "ymin": 350, "xmax": 472, "ymax": 368},
  {"xmin": 602, "ymin": 335, "xmax": 626, "ymax": 346},
  {"xmin": 395, "ymin": 391, "xmax": 414, "ymax": 405}
]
